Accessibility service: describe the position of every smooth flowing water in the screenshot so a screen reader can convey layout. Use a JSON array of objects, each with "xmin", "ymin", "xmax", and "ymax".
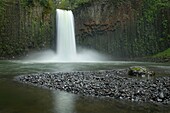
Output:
[
  {"xmin": 0, "ymin": 60, "xmax": 170, "ymax": 113},
  {"xmin": 56, "ymin": 9, "xmax": 76, "ymax": 60}
]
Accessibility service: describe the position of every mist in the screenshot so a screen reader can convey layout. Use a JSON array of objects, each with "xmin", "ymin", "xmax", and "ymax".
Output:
[{"xmin": 22, "ymin": 48, "xmax": 109, "ymax": 63}]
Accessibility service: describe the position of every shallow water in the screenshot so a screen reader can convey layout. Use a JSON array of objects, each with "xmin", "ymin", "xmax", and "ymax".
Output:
[{"xmin": 0, "ymin": 60, "xmax": 170, "ymax": 113}]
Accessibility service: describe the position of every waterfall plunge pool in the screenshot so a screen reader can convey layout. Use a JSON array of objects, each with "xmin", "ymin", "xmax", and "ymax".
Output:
[{"xmin": 0, "ymin": 60, "xmax": 170, "ymax": 113}]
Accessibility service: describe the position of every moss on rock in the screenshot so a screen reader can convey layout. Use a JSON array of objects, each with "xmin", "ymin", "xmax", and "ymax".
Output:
[{"xmin": 128, "ymin": 66, "xmax": 155, "ymax": 77}]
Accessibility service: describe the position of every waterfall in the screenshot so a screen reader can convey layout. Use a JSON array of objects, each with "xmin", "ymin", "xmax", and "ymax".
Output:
[
  {"xmin": 56, "ymin": 9, "xmax": 77, "ymax": 60},
  {"xmin": 23, "ymin": 9, "xmax": 107, "ymax": 63}
]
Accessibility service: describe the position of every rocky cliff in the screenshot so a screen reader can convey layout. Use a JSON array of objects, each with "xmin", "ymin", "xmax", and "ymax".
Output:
[
  {"xmin": 0, "ymin": 0, "xmax": 169, "ymax": 59},
  {"xmin": 0, "ymin": 0, "xmax": 55, "ymax": 59},
  {"xmin": 74, "ymin": 0, "xmax": 170, "ymax": 58}
]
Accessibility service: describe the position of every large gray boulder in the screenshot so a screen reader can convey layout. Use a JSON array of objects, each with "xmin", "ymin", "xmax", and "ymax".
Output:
[{"xmin": 128, "ymin": 66, "xmax": 155, "ymax": 77}]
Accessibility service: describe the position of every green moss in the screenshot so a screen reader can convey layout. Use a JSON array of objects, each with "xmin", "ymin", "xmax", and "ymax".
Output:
[
  {"xmin": 141, "ymin": 0, "xmax": 170, "ymax": 23},
  {"xmin": 58, "ymin": 0, "xmax": 91, "ymax": 10},
  {"xmin": 153, "ymin": 48, "xmax": 170, "ymax": 58},
  {"xmin": 20, "ymin": 0, "xmax": 55, "ymax": 14},
  {"xmin": 130, "ymin": 66, "xmax": 147, "ymax": 72},
  {"xmin": 0, "ymin": 0, "xmax": 5, "ymax": 16}
]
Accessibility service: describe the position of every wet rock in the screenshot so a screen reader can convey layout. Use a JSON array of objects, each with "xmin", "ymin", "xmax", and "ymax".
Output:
[
  {"xmin": 14, "ymin": 69, "xmax": 170, "ymax": 105},
  {"xmin": 128, "ymin": 66, "xmax": 155, "ymax": 77},
  {"xmin": 159, "ymin": 92, "xmax": 164, "ymax": 99}
]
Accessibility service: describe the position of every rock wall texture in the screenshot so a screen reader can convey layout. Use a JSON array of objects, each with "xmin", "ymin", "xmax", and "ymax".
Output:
[
  {"xmin": 74, "ymin": 0, "xmax": 170, "ymax": 58},
  {"xmin": 0, "ymin": 0, "xmax": 169, "ymax": 59},
  {"xmin": 0, "ymin": 0, "xmax": 55, "ymax": 59}
]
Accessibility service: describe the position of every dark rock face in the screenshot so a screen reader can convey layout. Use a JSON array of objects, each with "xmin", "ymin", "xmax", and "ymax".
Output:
[
  {"xmin": 74, "ymin": 0, "xmax": 170, "ymax": 58},
  {"xmin": 74, "ymin": 0, "xmax": 138, "ymax": 58},
  {"xmin": 15, "ymin": 69, "xmax": 170, "ymax": 105},
  {"xmin": 74, "ymin": 0, "xmax": 137, "ymax": 38},
  {"xmin": 0, "ymin": 1, "xmax": 54, "ymax": 59}
]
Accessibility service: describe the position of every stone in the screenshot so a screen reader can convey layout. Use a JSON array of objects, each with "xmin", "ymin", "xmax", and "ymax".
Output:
[
  {"xmin": 14, "ymin": 69, "xmax": 170, "ymax": 105},
  {"xmin": 128, "ymin": 66, "xmax": 155, "ymax": 77},
  {"xmin": 159, "ymin": 92, "xmax": 164, "ymax": 99}
]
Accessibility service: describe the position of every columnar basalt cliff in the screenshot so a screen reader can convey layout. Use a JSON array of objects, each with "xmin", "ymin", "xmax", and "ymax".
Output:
[
  {"xmin": 0, "ymin": 0, "xmax": 55, "ymax": 59},
  {"xmin": 0, "ymin": 0, "xmax": 169, "ymax": 59},
  {"xmin": 74, "ymin": 0, "xmax": 170, "ymax": 58}
]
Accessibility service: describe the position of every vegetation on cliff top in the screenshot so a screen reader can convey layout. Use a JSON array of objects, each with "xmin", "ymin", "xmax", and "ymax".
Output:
[
  {"xmin": 141, "ymin": 0, "xmax": 170, "ymax": 23},
  {"xmin": 16, "ymin": 0, "xmax": 92, "ymax": 11},
  {"xmin": 58, "ymin": 0, "xmax": 91, "ymax": 10},
  {"xmin": 20, "ymin": 0, "xmax": 55, "ymax": 14}
]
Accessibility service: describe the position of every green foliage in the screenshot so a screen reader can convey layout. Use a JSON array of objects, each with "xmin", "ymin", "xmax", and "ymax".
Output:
[
  {"xmin": 138, "ymin": 0, "xmax": 170, "ymax": 54},
  {"xmin": 20, "ymin": 0, "xmax": 35, "ymax": 7},
  {"xmin": 41, "ymin": 0, "xmax": 55, "ymax": 14},
  {"xmin": 20, "ymin": 0, "xmax": 91, "ymax": 10},
  {"xmin": 58, "ymin": 0, "xmax": 90, "ymax": 10},
  {"xmin": 0, "ymin": 0, "xmax": 5, "ymax": 16},
  {"xmin": 153, "ymin": 48, "xmax": 170, "ymax": 58},
  {"xmin": 142, "ymin": 0, "xmax": 170, "ymax": 23},
  {"xmin": 110, "ymin": 0, "xmax": 128, "ymax": 6},
  {"xmin": 0, "ymin": 0, "xmax": 5, "ymax": 36},
  {"xmin": 20, "ymin": 0, "xmax": 55, "ymax": 14},
  {"xmin": 58, "ymin": 0, "xmax": 70, "ymax": 9},
  {"xmin": 71, "ymin": 0, "xmax": 90, "ymax": 7}
]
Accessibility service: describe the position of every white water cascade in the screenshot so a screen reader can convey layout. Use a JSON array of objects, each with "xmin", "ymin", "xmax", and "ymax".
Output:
[
  {"xmin": 56, "ymin": 9, "xmax": 77, "ymax": 60},
  {"xmin": 23, "ymin": 9, "xmax": 108, "ymax": 63}
]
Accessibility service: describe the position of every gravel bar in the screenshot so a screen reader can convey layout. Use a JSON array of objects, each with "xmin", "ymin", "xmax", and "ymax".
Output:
[{"xmin": 15, "ymin": 69, "xmax": 170, "ymax": 105}]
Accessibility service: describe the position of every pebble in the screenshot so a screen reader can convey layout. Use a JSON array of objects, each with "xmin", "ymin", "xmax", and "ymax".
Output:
[{"xmin": 15, "ymin": 69, "xmax": 170, "ymax": 105}]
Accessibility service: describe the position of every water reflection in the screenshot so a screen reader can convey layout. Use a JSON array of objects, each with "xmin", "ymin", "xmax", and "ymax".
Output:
[
  {"xmin": 53, "ymin": 91, "xmax": 76, "ymax": 113},
  {"xmin": 0, "ymin": 60, "xmax": 170, "ymax": 113}
]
